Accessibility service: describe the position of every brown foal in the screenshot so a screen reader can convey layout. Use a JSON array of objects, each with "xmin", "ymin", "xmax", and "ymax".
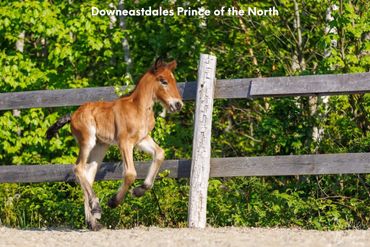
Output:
[{"xmin": 46, "ymin": 58, "xmax": 183, "ymax": 230}]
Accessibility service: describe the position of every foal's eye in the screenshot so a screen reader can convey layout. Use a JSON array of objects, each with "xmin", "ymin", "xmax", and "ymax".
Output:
[{"xmin": 160, "ymin": 78, "xmax": 168, "ymax": 85}]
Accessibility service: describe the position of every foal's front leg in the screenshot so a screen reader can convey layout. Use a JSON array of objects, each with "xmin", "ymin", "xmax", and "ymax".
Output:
[
  {"xmin": 133, "ymin": 136, "xmax": 165, "ymax": 197},
  {"xmin": 108, "ymin": 141, "xmax": 137, "ymax": 208}
]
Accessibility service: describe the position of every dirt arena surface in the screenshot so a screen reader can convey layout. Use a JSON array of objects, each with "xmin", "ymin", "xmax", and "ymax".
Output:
[{"xmin": 1, "ymin": 226, "xmax": 369, "ymax": 247}]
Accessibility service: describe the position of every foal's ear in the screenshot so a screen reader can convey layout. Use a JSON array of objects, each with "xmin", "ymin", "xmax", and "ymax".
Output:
[
  {"xmin": 152, "ymin": 57, "xmax": 165, "ymax": 73},
  {"xmin": 167, "ymin": 60, "xmax": 177, "ymax": 71}
]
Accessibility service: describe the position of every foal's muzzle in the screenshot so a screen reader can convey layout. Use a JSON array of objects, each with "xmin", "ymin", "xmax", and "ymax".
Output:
[{"xmin": 169, "ymin": 100, "xmax": 183, "ymax": 112}]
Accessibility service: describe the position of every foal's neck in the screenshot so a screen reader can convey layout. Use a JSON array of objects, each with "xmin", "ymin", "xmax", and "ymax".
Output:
[{"xmin": 130, "ymin": 73, "xmax": 156, "ymax": 113}]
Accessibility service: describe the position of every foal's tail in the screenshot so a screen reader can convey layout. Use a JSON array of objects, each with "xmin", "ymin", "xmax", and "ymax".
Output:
[{"xmin": 46, "ymin": 113, "xmax": 72, "ymax": 140}]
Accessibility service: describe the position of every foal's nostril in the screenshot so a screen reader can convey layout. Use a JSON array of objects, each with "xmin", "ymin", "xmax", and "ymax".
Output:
[{"xmin": 175, "ymin": 102, "xmax": 182, "ymax": 111}]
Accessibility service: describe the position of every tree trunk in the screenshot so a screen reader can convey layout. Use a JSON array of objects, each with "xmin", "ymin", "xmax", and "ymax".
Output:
[
  {"xmin": 118, "ymin": 0, "xmax": 131, "ymax": 74},
  {"xmin": 311, "ymin": 4, "xmax": 339, "ymax": 150},
  {"xmin": 292, "ymin": 0, "xmax": 306, "ymax": 72},
  {"xmin": 233, "ymin": 1, "xmax": 261, "ymax": 77},
  {"xmin": 15, "ymin": 31, "xmax": 25, "ymax": 53},
  {"xmin": 310, "ymin": 4, "xmax": 340, "ymax": 152},
  {"xmin": 13, "ymin": 31, "xmax": 25, "ymax": 118}
]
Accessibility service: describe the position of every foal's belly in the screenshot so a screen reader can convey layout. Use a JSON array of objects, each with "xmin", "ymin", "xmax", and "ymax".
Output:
[
  {"xmin": 94, "ymin": 121, "xmax": 117, "ymax": 145},
  {"xmin": 95, "ymin": 126, "xmax": 150, "ymax": 146},
  {"xmin": 96, "ymin": 135, "xmax": 117, "ymax": 145}
]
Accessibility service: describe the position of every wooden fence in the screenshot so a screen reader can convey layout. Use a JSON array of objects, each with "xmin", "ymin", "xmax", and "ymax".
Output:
[{"xmin": 1, "ymin": 54, "xmax": 370, "ymax": 228}]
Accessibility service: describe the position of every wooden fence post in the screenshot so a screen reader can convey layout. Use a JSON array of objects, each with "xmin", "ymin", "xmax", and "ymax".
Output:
[{"xmin": 188, "ymin": 54, "xmax": 217, "ymax": 228}]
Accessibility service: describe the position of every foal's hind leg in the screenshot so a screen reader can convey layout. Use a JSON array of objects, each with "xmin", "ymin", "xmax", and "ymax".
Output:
[
  {"xmin": 85, "ymin": 142, "xmax": 109, "ymax": 220},
  {"xmin": 133, "ymin": 136, "xmax": 164, "ymax": 197},
  {"xmin": 74, "ymin": 138, "xmax": 106, "ymax": 230}
]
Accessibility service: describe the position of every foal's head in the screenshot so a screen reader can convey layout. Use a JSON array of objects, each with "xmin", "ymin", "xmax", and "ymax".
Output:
[{"xmin": 150, "ymin": 58, "xmax": 183, "ymax": 113}]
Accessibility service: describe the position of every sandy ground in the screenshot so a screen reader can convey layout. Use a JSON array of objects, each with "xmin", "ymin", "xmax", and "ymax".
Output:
[{"xmin": 1, "ymin": 227, "xmax": 369, "ymax": 247}]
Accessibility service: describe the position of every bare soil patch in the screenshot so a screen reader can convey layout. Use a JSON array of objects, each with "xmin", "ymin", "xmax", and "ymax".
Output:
[{"xmin": 1, "ymin": 227, "xmax": 369, "ymax": 247}]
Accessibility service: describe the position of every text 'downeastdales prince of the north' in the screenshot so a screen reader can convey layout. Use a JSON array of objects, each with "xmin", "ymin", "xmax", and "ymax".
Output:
[{"xmin": 91, "ymin": 6, "xmax": 279, "ymax": 17}]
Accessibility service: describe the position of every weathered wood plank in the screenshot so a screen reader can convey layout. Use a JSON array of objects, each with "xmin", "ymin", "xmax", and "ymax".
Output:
[
  {"xmin": 210, "ymin": 153, "xmax": 370, "ymax": 177},
  {"xmin": 0, "ymin": 87, "xmax": 117, "ymax": 110},
  {"xmin": 215, "ymin": 79, "xmax": 252, "ymax": 99},
  {"xmin": 0, "ymin": 82, "xmax": 197, "ymax": 110},
  {"xmin": 1, "ymin": 72, "xmax": 370, "ymax": 110},
  {"xmin": 1, "ymin": 153, "xmax": 370, "ymax": 183},
  {"xmin": 250, "ymin": 72, "xmax": 370, "ymax": 97},
  {"xmin": 0, "ymin": 160, "xmax": 191, "ymax": 183},
  {"xmin": 188, "ymin": 54, "xmax": 217, "ymax": 228}
]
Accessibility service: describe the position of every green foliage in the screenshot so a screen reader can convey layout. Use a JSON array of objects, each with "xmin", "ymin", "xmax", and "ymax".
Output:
[
  {"xmin": 1, "ymin": 0, "xmax": 370, "ymax": 230},
  {"xmin": 208, "ymin": 175, "xmax": 370, "ymax": 230}
]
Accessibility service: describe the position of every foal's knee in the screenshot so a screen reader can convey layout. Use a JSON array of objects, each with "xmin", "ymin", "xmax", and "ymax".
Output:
[{"xmin": 156, "ymin": 147, "xmax": 165, "ymax": 163}]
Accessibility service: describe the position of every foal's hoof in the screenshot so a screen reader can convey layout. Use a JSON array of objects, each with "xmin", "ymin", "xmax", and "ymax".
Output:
[
  {"xmin": 107, "ymin": 195, "xmax": 119, "ymax": 208},
  {"xmin": 132, "ymin": 185, "xmax": 148, "ymax": 197},
  {"xmin": 87, "ymin": 221, "xmax": 103, "ymax": 231}
]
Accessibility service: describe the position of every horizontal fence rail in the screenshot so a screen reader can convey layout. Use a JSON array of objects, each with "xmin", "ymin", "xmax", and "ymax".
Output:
[
  {"xmin": 0, "ymin": 82, "xmax": 195, "ymax": 110},
  {"xmin": 1, "ymin": 72, "xmax": 370, "ymax": 110},
  {"xmin": 2, "ymin": 153, "xmax": 370, "ymax": 183},
  {"xmin": 249, "ymin": 72, "xmax": 370, "ymax": 97}
]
